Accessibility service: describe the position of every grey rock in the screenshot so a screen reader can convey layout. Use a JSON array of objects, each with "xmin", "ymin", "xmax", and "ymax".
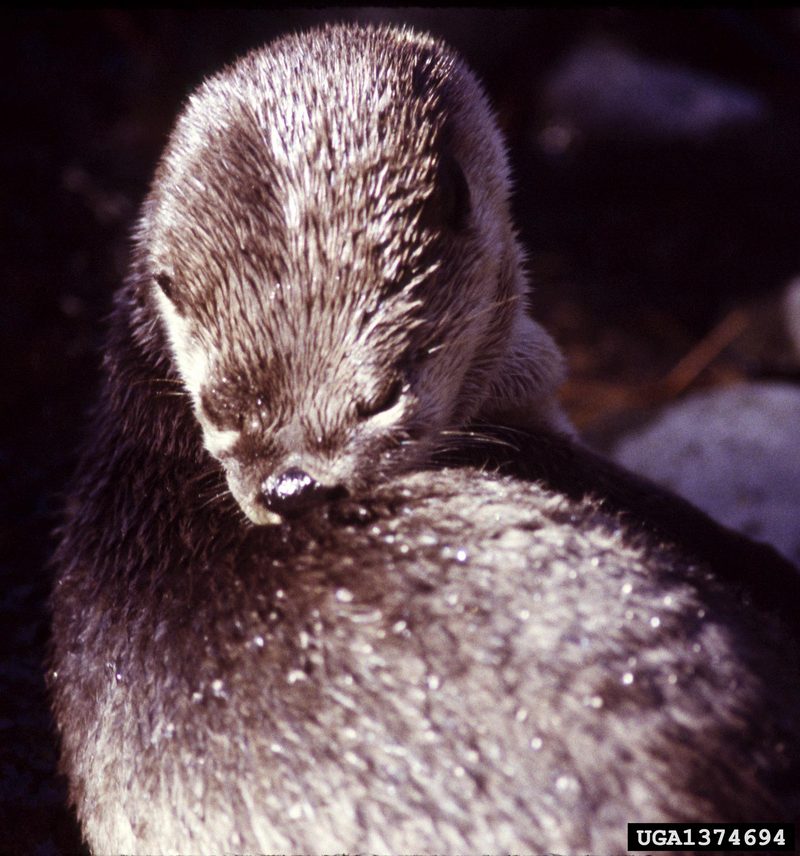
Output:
[
  {"xmin": 614, "ymin": 382, "xmax": 800, "ymax": 566},
  {"xmin": 540, "ymin": 39, "xmax": 767, "ymax": 147}
]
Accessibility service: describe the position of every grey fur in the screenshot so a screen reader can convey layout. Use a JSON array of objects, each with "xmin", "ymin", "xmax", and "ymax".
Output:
[
  {"xmin": 143, "ymin": 23, "xmax": 567, "ymax": 524},
  {"xmin": 51, "ymin": 461, "xmax": 800, "ymax": 853},
  {"xmin": 50, "ymin": 23, "xmax": 800, "ymax": 855}
]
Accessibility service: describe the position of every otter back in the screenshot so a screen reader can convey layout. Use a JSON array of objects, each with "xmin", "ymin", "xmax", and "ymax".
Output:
[{"xmin": 50, "ymin": 466, "xmax": 800, "ymax": 853}]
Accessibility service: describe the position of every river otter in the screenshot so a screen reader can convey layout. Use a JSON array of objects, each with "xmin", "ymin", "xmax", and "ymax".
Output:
[
  {"xmin": 50, "ymin": 22, "xmax": 800, "ymax": 854},
  {"xmin": 142, "ymin": 23, "xmax": 568, "ymax": 525}
]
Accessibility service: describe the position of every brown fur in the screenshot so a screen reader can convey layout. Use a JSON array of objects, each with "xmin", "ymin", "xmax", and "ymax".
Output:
[{"xmin": 142, "ymin": 24, "xmax": 567, "ymax": 524}]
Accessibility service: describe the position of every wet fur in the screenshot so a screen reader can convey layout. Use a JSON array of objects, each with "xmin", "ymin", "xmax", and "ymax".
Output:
[{"xmin": 51, "ymin": 436, "xmax": 800, "ymax": 852}]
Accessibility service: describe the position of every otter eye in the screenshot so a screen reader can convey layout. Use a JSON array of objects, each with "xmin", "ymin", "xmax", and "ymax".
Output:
[
  {"xmin": 201, "ymin": 391, "xmax": 243, "ymax": 432},
  {"xmin": 155, "ymin": 272, "xmax": 174, "ymax": 299},
  {"xmin": 356, "ymin": 378, "xmax": 403, "ymax": 420}
]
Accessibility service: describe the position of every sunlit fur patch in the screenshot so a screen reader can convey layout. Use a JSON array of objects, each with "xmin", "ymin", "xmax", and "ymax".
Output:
[
  {"xmin": 153, "ymin": 287, "xmax": 208, "ymax": 410},
  {"xmin": 153, "ymin": 288, "xmax": 243, "ymax": 461},
  {"xmin": 202, "ymin": 422, "xmax": 240, "ymax": 459}
]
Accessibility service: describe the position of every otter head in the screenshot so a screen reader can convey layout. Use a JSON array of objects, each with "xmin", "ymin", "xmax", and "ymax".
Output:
[{"xmin": 142, "ymin": 25, "xmax": 536, "ymax": 525}]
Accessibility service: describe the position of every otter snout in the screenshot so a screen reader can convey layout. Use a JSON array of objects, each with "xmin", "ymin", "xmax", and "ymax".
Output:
[{"xmin": 257, "ymin": 466, "xmax": 348, "ymax": 520}]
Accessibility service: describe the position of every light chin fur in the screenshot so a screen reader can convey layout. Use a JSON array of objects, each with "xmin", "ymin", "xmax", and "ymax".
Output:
[
  {"xmin": 241, "ymin": 504, "xmax": 282, "ymax": 527},
  {"xmin": 225, "ymin": 476, "xmax": 281, "ymax": 526}
]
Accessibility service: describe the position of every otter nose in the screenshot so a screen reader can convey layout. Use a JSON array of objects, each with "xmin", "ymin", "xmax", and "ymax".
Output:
[{"xmin": 258, "ymin": 467, "xmax": 346, "ymax": 518}]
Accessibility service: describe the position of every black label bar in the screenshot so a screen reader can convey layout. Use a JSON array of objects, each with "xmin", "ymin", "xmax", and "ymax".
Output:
[{"xmin": 627, "ymin": 823, "xmax": 795, "ymax": 851}]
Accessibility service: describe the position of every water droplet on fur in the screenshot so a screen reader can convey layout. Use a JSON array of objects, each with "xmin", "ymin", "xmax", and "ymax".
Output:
[
  {"xmin": 650, "ymin": 616, "xmax": 661, "ymax": 628},
  {"xmin": 427, "ymin": 674, "xmax": 441, "ymax": 690},
  {"xmin": 455, "ymin": 548, "xmax": 468, "ymax": 563},
  {"xmin": 555, "ymin": 774, "xmax": 580, "ymax": 796},
  {"xmin": 530, "ymin": 736, "xmax": 543, "ymax": 750},
  {"xmin": 622, "ymin": 672, "xmax": 634, "ymax": 685},
  {"xmin": 349, "ymin": 608, "xmax": 382, "ymax": 625},
  {"xmin": 336, "ymin": 587, "xmax": 354, "ymax": 603}
]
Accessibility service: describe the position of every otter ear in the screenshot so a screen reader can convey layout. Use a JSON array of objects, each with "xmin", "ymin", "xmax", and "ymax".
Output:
[
  {"xmin": 421, "ymin": 152, "xmax": 471, "ymax": 235},
  {"xmin": 438, "ymin": 152, "xmax": 471, "ymax": 233}
]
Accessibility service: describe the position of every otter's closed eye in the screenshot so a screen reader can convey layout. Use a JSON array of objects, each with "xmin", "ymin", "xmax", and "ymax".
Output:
[
  {"xmin": 201, "ymin": 391, "xmax": 244, "ymax": 432},
  {"xmin": 355, "ymin": 378, "xmax": 403, "ymax": 420}
]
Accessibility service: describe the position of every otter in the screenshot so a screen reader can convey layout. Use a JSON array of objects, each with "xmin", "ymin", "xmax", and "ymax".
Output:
[
  {"xmin": 142, "ymin": 23, "xmax": 569, "ymax": 525},
  {"xmin": 51, "ymin": 464, "xmax": 800, "ymax": 853},
  {"xmin": 50, "ymin": 23, "xmax": 800, "ymax": 854}
]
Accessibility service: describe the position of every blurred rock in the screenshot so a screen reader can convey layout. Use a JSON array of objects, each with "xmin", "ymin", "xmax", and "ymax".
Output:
[
  {"xmin": 785, "ymin": 277, "xmax": 800, "ymax": 358},
  {"xmin": 540, "ymin": 39, "xmax": 767, "ymax": 147},
  {"xmin": 730, "ymin": 277, "xmax": 800, "ymax": 379},
  {"xmin": 613, "ymin": 382, "xmax": 800, "ymax": 566}
]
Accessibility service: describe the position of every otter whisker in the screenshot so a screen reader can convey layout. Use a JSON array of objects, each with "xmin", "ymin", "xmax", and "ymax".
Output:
[
  {"xmin": 197, "ymin": 488, "xmax": 234, "ymax": 511},
  {"xmin": 438, "ymin": 428, "xmax": 521, "ymax": 453},
  {"xmin": 154, "ymin": 390, "xmax": 192, "ymax": 400}
]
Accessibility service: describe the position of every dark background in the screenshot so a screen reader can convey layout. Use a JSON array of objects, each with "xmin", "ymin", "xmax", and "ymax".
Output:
[{"xmin": 3, "ymin": 10, "xmax": 800, "ymax": 853}]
